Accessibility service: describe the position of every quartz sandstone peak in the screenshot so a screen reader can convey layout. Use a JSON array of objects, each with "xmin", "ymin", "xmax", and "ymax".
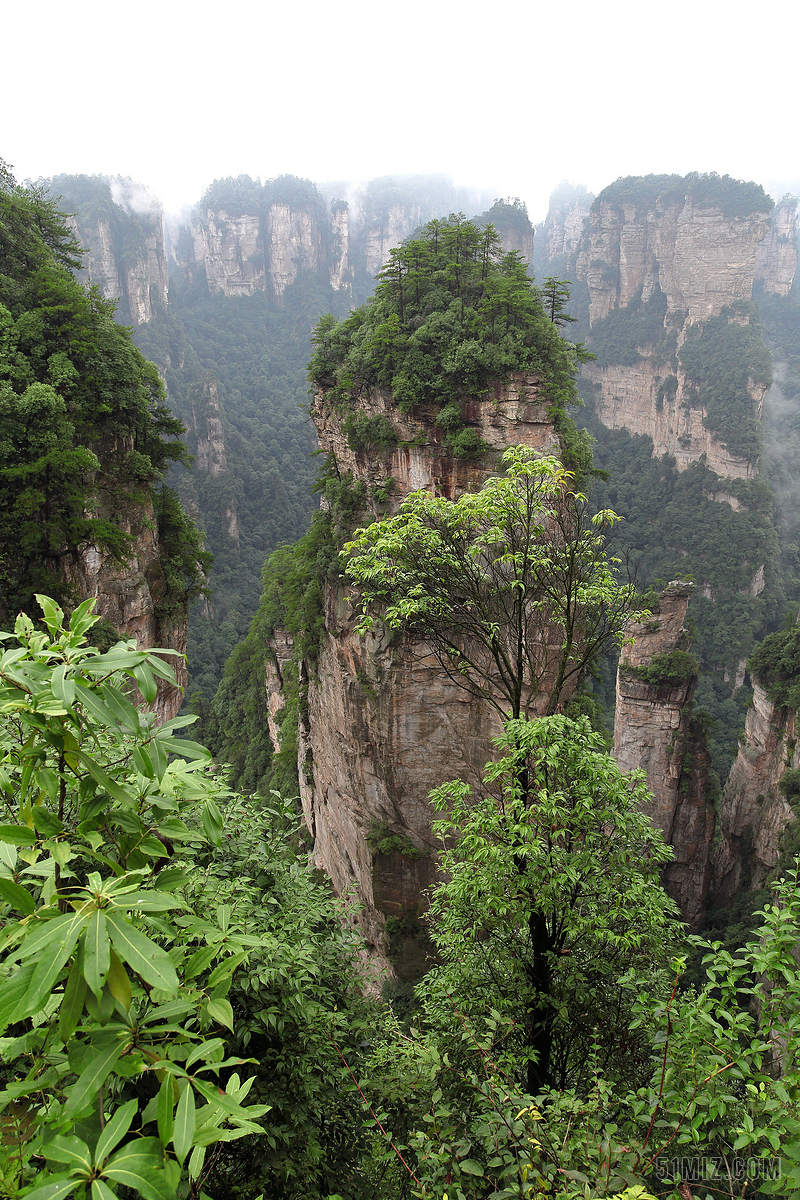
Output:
[
  {"xmin": 268, "ymin": 375, "xmax": 562, "ymax": 973},
  {"xmin": 613, "ymin": 582, "xmax": 714, "ymax": 927}
]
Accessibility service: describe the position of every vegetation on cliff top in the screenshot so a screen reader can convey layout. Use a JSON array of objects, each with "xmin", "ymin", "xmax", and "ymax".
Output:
[
  {"xmin": 749, "ymin": 621, "xmax": 800, "ymax": 711},
  {"xmin": 308, "ymin": 215, "xmax": 590, "ymax": 423},
  {"xmin": 0, "ymin": 162, "xmax": 208, "ymax": 624},
  {"xmin": 594, "ymin": 172, "xmax": 774, "ymax": 219}
]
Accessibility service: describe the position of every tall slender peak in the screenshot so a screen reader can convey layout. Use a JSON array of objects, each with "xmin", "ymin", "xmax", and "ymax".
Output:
[
  {"xmin": 614, "ymin": 582, "xmax": 714, "ymax": 927},
  {"xmin": 755, "ymin": 195, "xmax": 798, "ymax": 297},
  {"xmin": 47, "ymin": 175, "xmax": 169, "ymax": 325}
]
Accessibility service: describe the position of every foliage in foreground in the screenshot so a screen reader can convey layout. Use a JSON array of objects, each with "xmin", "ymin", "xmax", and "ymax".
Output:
[{"xmin": 0, "ymin": 598, "xmax": 370, "ymax": 1199}]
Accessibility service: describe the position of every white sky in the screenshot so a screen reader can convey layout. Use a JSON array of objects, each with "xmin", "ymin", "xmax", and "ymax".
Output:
[{"xmin": 3, "ymin": 0, "xmax": 799, "ymax": 223}]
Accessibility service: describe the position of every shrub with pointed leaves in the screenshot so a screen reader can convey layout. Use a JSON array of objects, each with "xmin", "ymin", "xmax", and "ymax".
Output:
[{"xmin": 0, "ymin": 597, "xmax": 271, "ymax": 1198}]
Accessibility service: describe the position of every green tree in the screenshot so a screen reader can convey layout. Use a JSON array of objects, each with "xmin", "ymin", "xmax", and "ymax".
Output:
[
  {"xmin": 420, "ymin": 715, "xmax": 678, "ymax": 1095},
  {"xmin": 343, "ymin": 446, "xmax": 637, "ymax": 720},
  {"xmin": 542, "ymin": 277, "xmax": 577, "ymax": 328}
]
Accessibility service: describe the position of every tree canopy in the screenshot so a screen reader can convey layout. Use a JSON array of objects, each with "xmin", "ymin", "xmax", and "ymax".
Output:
[
  {"xmin": 343, "ymin": 447, "xmax": 637, "ymax": 719},
  {"xmin": 308, "ymin": 214, "xmax": 589, "ymax": 416}
]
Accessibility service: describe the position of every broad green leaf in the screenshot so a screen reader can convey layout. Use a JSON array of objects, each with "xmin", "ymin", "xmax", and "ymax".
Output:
[
  {"xmin": 201, "ymin": 801, "xmax": 223, "ymax": 846},
  {"xmin": 157, "ymin": 736, "xmax": 210, "ymax": 761},
  {"xmin": 75, "ymin": 753, "xmax": 135, "ymax": 807},
  {"xmin": 51, "ymin": 663, "xmax": 76, "ymax": 708},
  {"xmin": 157, "ymin": 1075, "xmax": 174, "ymax": 1146},
  {"xmin": 16, "ymin": 1174, "xmax": 78, "ymax": 1200},
  {"xmin": 0, "ymin": 962, "xmax": 35, "ymax": 1033},
  {"xmin": 205, "ymin": 998, "xmax": 233, "ymax": 1030},
  {"xmin": 187, "ymin": 1142, "xmax": 206, "ymax": 1180},
  {"xmin": 192, "ymin": 1077, "xmax": 271, "ymax": 1120},
  {"xmin": 0, "ymin": 824, "xmax": 36, "ymax": 846},
  {"xmin": 91, "ymin": 1180, "xmax": 118, "ymax": 1200},
  {"xmin": 122, "ymin": 890, "xmax": 184, "ymax": 914},
  {"xmin": 104, "ymin": 1141, "xmax": 173, "ymax": 1200},
  {"xmin": 184, "ymin": 943, "xmax": 218, "ymax": 980},
  {"xmin": 460, "ymin": 1159, "xmax": 485, "ymax": 1176},
  {"xmin": 105, "ymin": 949, "xmax": 132, "ymax": 1011},
  {"xmin": 173, "ymin": 1081, "xmax": 195, "ymax": 1164},
  {"xmin": 43, "ymin": 1134, "xmax": 92, "ymax": 1169},
  {"xmin": 62, "ymin": 1039, "xmax": 126, "ymax": 1120},
  {"xmin": 206, "ymin": 952, "xmax": 248, "ymax": 989},
  {"xmin": 185, "ymin": 1038, "xmax": 226, "ymax": 1069},
  {"xmin": 15, "ymin": 923, "xmax": 83, "ymax": 1021},
  {"xmin": 132, "ymin": 663, "xmax": 158, "ymax": 705},
  {"xmin": 58, "ymin": 951, "xmax": 88, "ymax": 1043},
  {"xmin": 83, "ymin": 909, "xmax": 110, "ymax": 998},
  {"xmin": 105, "ymin": 912, "xmax": 178, "ymax": 994},
  {"xmin": 19, "ymin": 910, "xmax": 90, "ymax": 961},
  {"xmin": 0, "ymin": 875, "xmax": 35, "ymax": 915},
  {"xmin": 31, "ymin": 807, "xmax": 63, "ymax": 837},
  {"xmin": 95, "ymin": 1097, "xmax": 138, "ymax": 1164}
]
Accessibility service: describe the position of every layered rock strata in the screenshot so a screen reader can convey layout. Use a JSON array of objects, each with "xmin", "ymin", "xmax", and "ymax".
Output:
[
  {"xmin": 712, "ymin": 681, "xmax": 797, "ymax": 904},
  {"xmin": 67, "ymin": 204, "xmax": 168, "ymax": 326},
  {"xmin": 614, "ymin": 582, "xmax": 714, "ymax": 927},
  {"xmin": 574, "ymin": 187, "xmax": 774, "ymax": 477}
]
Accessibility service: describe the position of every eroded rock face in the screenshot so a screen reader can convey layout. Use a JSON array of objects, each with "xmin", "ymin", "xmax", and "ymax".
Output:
[
  {"xmin": 585, "ymin": 353, "xmax": 764, "ymax": 480},
  {"xmin": 571, "ymin": 189, "xmax": 778, "ymax": 483},
  {"xmin": 312, "ymin": 373, "xmax": 561, "ymax": 516},
  {"xmin": 61, "ymin": 496, "xmax": 188, "ymax": 724},
  {"xmin": 713, "ymin": 682, "xmax": 797, "ymax": 904},
  {"xmin": 69, "ymin": 210, "xmax": 169, "ymax": 325},
  {"xmin": 578, "ymin": 198, "xmax": 770, "ymax": 327},
  {"xmin": 755, "ymin": 197, "xmax": 798, "ymax": 297},
  {"xmin": 614, "ymin": 582, "xmax": 714, "ymax": 927},
  {"xmin": 537, "ymin": 186, "xmax": 593, "ymax": 264},
  {"xmin": 296, "ymin": 592, "xmax": 501, "ymax": 968}
]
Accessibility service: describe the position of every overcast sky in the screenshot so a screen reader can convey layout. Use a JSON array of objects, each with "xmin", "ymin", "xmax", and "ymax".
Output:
[{"xmin": 4, "ymin": 0, "xmax": 798, "ymax": 222}]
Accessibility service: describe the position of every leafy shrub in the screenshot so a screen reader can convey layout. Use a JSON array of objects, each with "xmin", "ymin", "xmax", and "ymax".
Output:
[{"xmin": 624, "ymin": 649, "xmax": 699, "ymax": 687}]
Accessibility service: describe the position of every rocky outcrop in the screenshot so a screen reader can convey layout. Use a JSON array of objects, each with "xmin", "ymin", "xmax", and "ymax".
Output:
[
  {"xmin": 587, "ymin": 353, "xmax": 764, "ymax": 479},
  {"xmin": 69, "ymin": 207, "xmax": 169, "ymax": 326},
  {"xmin": 184, "ymin": 376, "xmax": 239, "ymax": 548},
  {"xmin": 362, "ymin": 202, "xmax": 424, "ymax": 276},
  {"xmin": 578, "ymin": 194, "xmax": 770, "ymax": 327},
  {"xmin": 61, "ymin": 496, "xmax": 188, "ymax": 724},
  {"xmin": 570, "ymin": 181, "xmax": 773, "ymax": 479},
  {"xmin": 290, "ymin": 374, "xmax": 561, "ymax": 972},
  {"xmin": 190, "ymin": 210, "xmax": 266, "ymax": 297},
  {"xmin": 536, "ymin": 184, "xmax": 593, "ymax": 265},
  {"xmin": 614, "ymin": 582, "xmax": 714, "ymax": 927},
  {"xmin": 312, "ymin": 372, "xmax": 561, "ymax": 515},
  {"xmin": 755, "ymin": 196, "xmax": 798, "ymax": 297},
  {"xmin": 713, "ymin": 681, "xmax": 797, "ymax": 904}
]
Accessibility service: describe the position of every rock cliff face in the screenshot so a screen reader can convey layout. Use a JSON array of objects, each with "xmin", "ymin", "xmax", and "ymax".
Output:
[
  {"xmin": 713, "ymin": 681, "xmax": 797, "ymax": 904},
  {"xmin": 536, "ymin": 184, "xmax": 593, "ymax": 266},
  {"xmin": 277, "ymin": 375, "xmax": 561, "ymax": 972},
  {"xmin": 578, "ymin": 197, "xmax": 770, "ymax": 327},
  {"xmin": 614, "ymin": 582, "xmax": 714, "ymax": 927},
  {"xmin": 61, "ymin": 495, "xmax": 188, "ymax": 724},
  {"xmin": 68, "ymin": 207, "xmax": 169, "ymax": 325},
  {"xmin": 573, "ymin": 185, "xmax": 773, "ymax": 477},
  {"xmin": 586, "ymin": 352, "xmax": 764, "ymax": 479},
  {"xmin": 312, "ymin": 373, "xmax": 560, "ymax": 514},
  {"xmin": 755, "ymin": 197, "xmax": 798, "ymax": 297}
]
